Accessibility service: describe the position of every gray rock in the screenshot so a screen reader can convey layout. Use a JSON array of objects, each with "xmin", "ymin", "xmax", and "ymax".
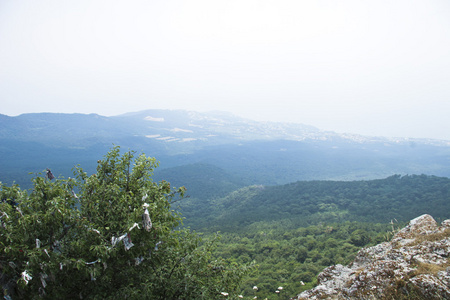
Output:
[{"xmin": 295, "ymin": 214, "xmax": 450, "ymax": 300}]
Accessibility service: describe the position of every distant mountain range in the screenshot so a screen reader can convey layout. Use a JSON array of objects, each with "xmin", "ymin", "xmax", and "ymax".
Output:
[{"xmin": 1, "ymin": 109, "xmax": 450, "ymax": 189}]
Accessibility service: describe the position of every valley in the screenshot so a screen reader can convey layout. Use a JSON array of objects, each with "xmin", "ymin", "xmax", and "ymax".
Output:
[{"xmin": 1, "ymin": 110, "xmax": 450, "ymax": 299}]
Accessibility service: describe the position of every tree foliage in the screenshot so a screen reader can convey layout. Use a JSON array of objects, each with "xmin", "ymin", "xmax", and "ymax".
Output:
[
  {"xmin": 210, "ymin": 221, "xmax": 390, "ymax": 299},
  {"xmin": 184, "ymin": 174, "xmax": 450, "ymax": 232},
  {"xmin": 0, "ymin": 147, "xmax": 250, "ymax": 299}
]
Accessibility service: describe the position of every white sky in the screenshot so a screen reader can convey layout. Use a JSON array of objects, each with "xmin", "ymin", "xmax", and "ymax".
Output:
[{"xmin": 1, "ymin": 0, "xmax": 450, "ymax": 140}]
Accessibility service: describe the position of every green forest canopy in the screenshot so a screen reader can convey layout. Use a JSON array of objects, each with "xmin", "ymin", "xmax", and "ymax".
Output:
[
  {"xmin": 2, "ymin": 147, "xmax": 449, "ymax": 299},
  {"xmin": 179, "ymin": 174, "xmax": 450, "ymax": 232}
]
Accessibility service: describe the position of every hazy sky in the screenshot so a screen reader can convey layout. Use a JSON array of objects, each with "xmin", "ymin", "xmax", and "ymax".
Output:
[{"xmin": 1, "ymin": 1, "xmax": 450, "ymax": 140}]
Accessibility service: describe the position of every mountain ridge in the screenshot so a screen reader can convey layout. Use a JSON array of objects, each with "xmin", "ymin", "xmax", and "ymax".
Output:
[
  {"xmin": 3, "ymin": 110, "xmax": 450, "ymax": 145},
  {"xmin": 1, "ymin": 109, "xmax": 450, "ymax": 188}
]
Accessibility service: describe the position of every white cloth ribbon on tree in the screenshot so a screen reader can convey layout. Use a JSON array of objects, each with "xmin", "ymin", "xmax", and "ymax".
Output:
[
  {"xmin": 111, "ymin": 233, "xmax": 128, "ymax": 247},
  {"xmin": 123, "ymin": 233, "xmax": 134, "ymax": 250},
  {"xmin": 142, "ymin": 207, "xmax": 152, "ymax": 232},
  {"xmin": 21, "ymin": 270, "xmax": 32, "ymax": 284},
  {"xmin": 40, "ymin": 273, "xmax": 48, "ymax": 288},
  {"xmin": 129, "ymin": 223, "xmax": 140, "ymax": 231},
  {"xmin": 111, "ymin": 223, "xmax": 141, "ymax": 250}
]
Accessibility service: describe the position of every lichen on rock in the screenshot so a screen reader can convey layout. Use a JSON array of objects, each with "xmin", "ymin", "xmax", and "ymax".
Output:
[{"xmin": 295, "ymin": 214, "xmax": 450, "ymax": 300}]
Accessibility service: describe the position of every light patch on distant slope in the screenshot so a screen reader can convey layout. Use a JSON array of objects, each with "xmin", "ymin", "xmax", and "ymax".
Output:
[
  {"xmin": 145, "ymin": 134, "xmax": 160, "ymax": 138},
  {"xmin": 170, "ymin": 128, "xmax": 193, "ymax": 133},
  {"xmin": 156, "ymin": 136, "xmax": 177, "ymax": 141},
  {"xmin": 144, "ymin": 116, "xmax": 164, "ymax": 122},
  {"xmin": 181, "ymin": 138, "xmax": 197, "ymax": 142}
]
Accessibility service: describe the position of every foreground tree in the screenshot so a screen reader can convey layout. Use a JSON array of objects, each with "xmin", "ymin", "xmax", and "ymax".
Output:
[{"xmin": 1, "ymin": 147, "xmax": 250, "ymax": 299}]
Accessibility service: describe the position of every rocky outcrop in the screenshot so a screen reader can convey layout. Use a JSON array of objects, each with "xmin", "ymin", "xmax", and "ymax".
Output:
[{"xmin": 295, "ymin": 214, "xmax": 450, "ymax": 299}]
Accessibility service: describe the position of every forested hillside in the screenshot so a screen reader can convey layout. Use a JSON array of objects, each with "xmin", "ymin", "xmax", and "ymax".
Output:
[
  {"xmin": 154, "ymin": 163, "xmax": 246, "ymax": 200},
  {"xmin": 179, "ymin": 174, "xmax": 450, "ymax": 232}
]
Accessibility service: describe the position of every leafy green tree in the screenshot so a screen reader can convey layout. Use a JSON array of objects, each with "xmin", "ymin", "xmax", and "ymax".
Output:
[
  {"xmin": 350, "ymin": 229, "xmax": 371, "ymax": 247},
  {"xmin": 1, "ymin": 147, "xmax": 250, "ymax": 299},
  {"xmin": 295, "ymin": 246, "xmax": 308, "ymax": 263}
]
